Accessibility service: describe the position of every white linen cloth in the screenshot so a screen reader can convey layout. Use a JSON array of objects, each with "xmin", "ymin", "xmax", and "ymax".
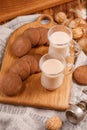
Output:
[{"xmin": 0, "ymin": 14, "xmax": 87, "ymax": 130}]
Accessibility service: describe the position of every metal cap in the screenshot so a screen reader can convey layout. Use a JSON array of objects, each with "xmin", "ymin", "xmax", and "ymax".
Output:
[{"xmin": 66, "ymin": 105, "xmax": 85, "ymax": 124}]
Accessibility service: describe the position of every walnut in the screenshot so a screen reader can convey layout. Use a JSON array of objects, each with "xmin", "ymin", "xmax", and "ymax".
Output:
[
  {"xmin": 72, "ymin": 27, "xmax": 84, "ymax": 39},
  {"xmin": 63, "ymin": 18, "xmax": 73, "ymax": 27},
  {"xmin": 43, "ymin": 8, "xmax": 53, "ymax": 16},
  {"xmin": 46, "ymin": 116, "xmax": 62, "ymax": 130},
  {"xmin": 75, "ymin": 18, "xmax": 86, "ymax": 25},
  {"xmin": 80, "ymin": 24, "xmax": 87, "ymax": 34},
  {"xmin": 54, "ymin": 12, "xmax": 67, "ymax": 24},
  {"xmin": 69, "ymin": 18, "xmax": 86, "ymax": 29},
  {"xmin": 68, "ymin": 19, "xmax": 78, "ymax": 29}
]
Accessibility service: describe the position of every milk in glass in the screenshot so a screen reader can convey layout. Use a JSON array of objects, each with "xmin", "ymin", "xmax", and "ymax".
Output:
[
  {"xmin": 48, "ymin": 31, "xmax": 70, "ymax": 57},
  {"xmin": 41, "ymin": 59, "xmax": 64, "ymax": 90}
]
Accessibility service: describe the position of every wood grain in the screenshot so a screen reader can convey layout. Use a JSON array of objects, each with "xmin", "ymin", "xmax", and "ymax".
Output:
[
  {"xmin": 0, "ymin": 14, "xmax": 74, "ymax": 110},
  {"xmin": 0, "ymin": 0, "xmax": 74, "ymax": 23}
]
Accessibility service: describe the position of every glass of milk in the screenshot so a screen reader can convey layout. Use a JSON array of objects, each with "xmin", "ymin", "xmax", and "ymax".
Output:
[
  {"xmin": 39, "ymin": 53, "xmax": 73, "ymax": 90},
  {"xmin": 48, "ymin": 25, "xmax": 72, "ymax": 58}
]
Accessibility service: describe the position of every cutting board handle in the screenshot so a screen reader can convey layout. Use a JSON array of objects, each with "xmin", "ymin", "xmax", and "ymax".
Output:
[{"xmin": 37, "ymin": 14, "xmax": 54, "ymax": 27}]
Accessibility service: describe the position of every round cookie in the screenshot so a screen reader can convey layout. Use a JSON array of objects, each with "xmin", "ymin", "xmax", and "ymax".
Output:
[
  {"xmin": 10, "ymin": 59, "xmax": 30, "ymax": 80},
  {"xmin": 38, "ymin": 27, "xmax": 48, "ymax": 45},
  {"xmin": 21, "ymin": 55, "xmax": 38, "ymax": 74},
  {"xmin": 23, "ymin": 28, "xmax": 40, "ymax": 47},
  {"xmin": 33, "ymin": 54, "xmax": 42, "ymax": 73},
  {"xmin": 73, "ymin": 65, "xmax": 87, "ymax": 85},
  {"xmin": 12, "ymin": 35, "xmax": 31, "ymax": 57},
  {"xmin": 0, "ymin": 73, "xmax": 22, "ymax": 96}
]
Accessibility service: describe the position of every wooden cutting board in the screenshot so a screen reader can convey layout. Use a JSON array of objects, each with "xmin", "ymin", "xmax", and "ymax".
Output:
[{"xmin": 0, "ymin": 14, "xmax": 74, "ymax": 110}]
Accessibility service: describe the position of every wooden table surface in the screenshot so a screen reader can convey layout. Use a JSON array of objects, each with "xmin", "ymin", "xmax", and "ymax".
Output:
[{"xmin": 0, "ymin": 0, "xmax": 74, "ymax": 23}]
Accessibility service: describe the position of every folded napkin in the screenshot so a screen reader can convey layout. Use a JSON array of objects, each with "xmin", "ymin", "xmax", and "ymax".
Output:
[{"xmin": 0, "ymin": 14, "xmax": 87, "ymax": 130}]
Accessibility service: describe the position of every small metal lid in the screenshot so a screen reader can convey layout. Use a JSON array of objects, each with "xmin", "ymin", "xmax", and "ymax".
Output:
[{"xmin": 66, "ymin": 105, "xmax": 85, "ymax": 124}]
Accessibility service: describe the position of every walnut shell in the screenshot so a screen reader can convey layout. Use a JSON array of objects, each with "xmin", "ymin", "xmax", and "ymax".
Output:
[
  {"xmin": 63, "ymin": 18, "xmax": 73, "ymax": 27},
  {"xmin": 46, "ymin": 116, "xmax": 62, "ymax": 130},
  {"xmin": 72, "ymin": 27, "xmax": 83, "ymax": 39},
  {"xmin": 80, "ymin": 24, "xmax": 87, "ymax": 34},
  {"xmin": 68, "ymin": 18, "xmax": 86, "ymax": 29},
  {"xmin": 68, "ymin": 19, "xmax": 78, "ymax": 29},
  {"xmin": 75, "ymin": 18, "xmax": 86, "ymax": 25},
  {"xmin": 54, "ymin": 12, "xmax": 67, "ymax": 24},
  {"xmin": 43, "ymin": 8, "xmax": 53, "ymax": 16},
  {"xmin": 0, "ymin": 73, "xmax": 22, "ymax": 96}
]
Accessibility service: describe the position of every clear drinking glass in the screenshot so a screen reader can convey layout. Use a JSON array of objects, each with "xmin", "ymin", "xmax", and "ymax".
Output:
[
  {"xmin": 48, "ymin": 25, "xmax": 72, "ymax": 58},
  {"xmin": 39, "ymin": 53, "xmax": 74, "ymax": 90}
]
